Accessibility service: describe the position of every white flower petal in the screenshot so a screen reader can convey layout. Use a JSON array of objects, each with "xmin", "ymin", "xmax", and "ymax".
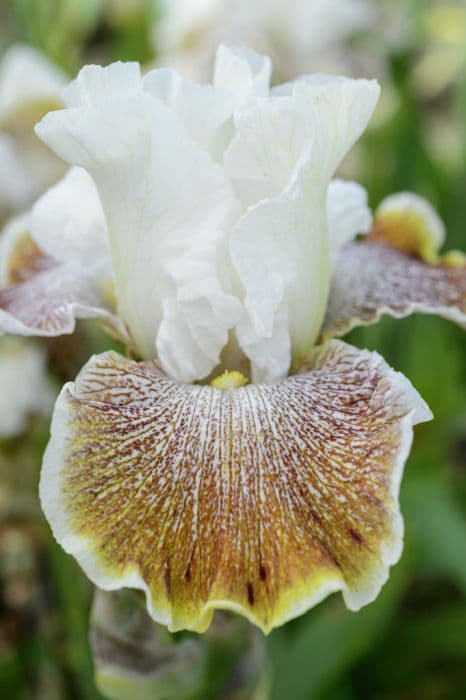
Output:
[
  {"xmin": 230, "ymin": 76, "xmax": 379, "ymax": 380},
  {"xmin": 231, "ymin": 173, "xmax": 329, "ymax": 383},
  {"xmin": 327, "ymin": 179, "xmax": 372, "ymax": 262},
  {"xmin": 224, "ymin": 95, "xmax": 314, "ymax": 209},
  {"xmin": 37, "ymin": 63, "xmax": 240, "ymax": 381},
  {"xmin": 0, "ymin": 336, "xmax": 55, "ymax": 438},
  {"xmin": 143, "ymin": 68, "xmax": 235, "ymax": 157},
  {"xmin": 228, "ymin": 0, "xmax": 374, "ymax": 56},
  {"xmin": 30, "ymin": 167, "xmax": 112, "ymax": 278},
  {"xmin": 235, "ymin": 304, "xmax": 291, "ymax": 384},
  {"xmin": 157, "ymin": 273, "xmax": 242, "ymax": 381},
  {"xmin": 214, "ymin": 44, "xmax": 272, "ymax": 105},
  {"xmin": 156, "ymin": 0, "xmax": 223, "ymax": 55},
  {"xmin": 0, "ymin": 45, "xmax": 65, "ymax": 125},
  {"xmin": 0, "ymin": 135, "xmax": 33, "ymax": 216},
  {"xmin": 292, "ymin": 75, "xmax": 380, "ymax": 179},
  {"xmin": 0, "ymin": 214, "xmax": 31, "ymax": 287},
  {"xmin": 62, "ymin": 61, "xmax": 142, "ymax": 107},
  {"xmin": 225, "ymin": 76, "xmax": 378, "ymax": 209},
  {"xmin": 273, "ymin": 0, "xmax": 374, "ymax": 54}
]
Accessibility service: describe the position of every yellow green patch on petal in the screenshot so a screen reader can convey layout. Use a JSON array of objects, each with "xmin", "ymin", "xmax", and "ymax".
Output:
[
  {"xmin": 5, "ymin": 232, "xmax": 48, "ymax": 285},
  {"xmin": 369, "ymin": 192, "xmax": 445, "ymax": 262},
  {"xmin": 441, "ymin": 249, "xmax": 466, "ymax": 268}
]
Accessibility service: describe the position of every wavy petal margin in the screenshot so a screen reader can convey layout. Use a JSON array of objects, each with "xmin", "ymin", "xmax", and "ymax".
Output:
[
  {"xmin": 0, "ymin": 232, "xmax": 127, "ymax": 341},
  {"xmin": 40, "ymin": 340, "xmax": 430, "ymax": 634},
  {"xmin": 322, "ymin": 242, "xmax": 466, "ymax": 340}
]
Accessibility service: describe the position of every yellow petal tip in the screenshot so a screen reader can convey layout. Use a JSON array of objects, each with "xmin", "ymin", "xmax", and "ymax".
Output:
[
  {"xmin": 370, "ymin": 192, "xmax": 445, "ymax": 262},
  {"xmin": 440, "ymin": 249, "xmax": 466, "ymax": 268}
]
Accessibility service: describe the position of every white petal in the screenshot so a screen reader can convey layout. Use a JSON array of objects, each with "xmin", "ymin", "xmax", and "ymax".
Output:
[
  {"xmin": 230, "ymin": 76, "xmax": 379, "ymax": 381},
  {"xmin": 0, "ymin": 337, "xmax": 55, "ymax": 438},
  {"xmin": 277, "ymin": 0, "xmax": 374, "ymax": 54},
  {"xmin": 229, "ymin": 0, "xmax": 374, "ymax": 55},
  {"xmin": 0, "ymin": 135, "xmax": 33, "ymax": 216},
  {"xmin": 157, "ymin": 271, "xmax": 242, "ymax": 381},
  {"xmin": 0, "ymin": 47, "xmax": 67, "ymax": 217},
  {"xmin": 214, "ymin": 44, "xmax": 272, "ymax": 105},
  {"xmin": 36, "ymin": 63, "xmax": 240, "ymax": 381},
  {"xmin": 0, "ymin": 44, "xmax": 65, "ymax": 124},
  {"xmin": 224, "ymin": 95, "xmax": 314, "ymax": 209},
  {"xmin": 225, "ymin": 76, "xmax": 378, "ymax": 211},
  {"xmin": 156, "ymin": 0, "xmax": 223, "ymax": 55},
  {"xmin": 231, "ymin": 172, "xmax": 329, "ymax": 383},
  {"xmin": 30, "ymin": 167, "xmax": 112, "ymax": 279},
  {"xmin": 327, "ymin": 179, "xmax": 372, "ymax": 262},
  {"xmin": 143, "ymin": 68, "xmax": 235, "ymax": 157},
  {"xmin": 62, "ymin": 61, "xmax": 142, "ymax": 107},
  {"xmin": 0, "ymin": 213, "xmax": 31, "ymax": 286},
  {"xmin": 291, "ymin": 75, "xmax": 380, "ymax": 179},
  {"xmin": 235, "ymin": 304, "xmax": 291, "ymax": 384}
]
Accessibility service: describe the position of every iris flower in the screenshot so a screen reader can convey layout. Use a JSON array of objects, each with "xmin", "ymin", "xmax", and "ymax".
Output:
[
  {"xmin": 0, "ymin": 45, "xmax": 66, "ymax": 221},
  {"xmin": 0, "ymin": 335, "xmax": 55, "ymax": 438},
  {"xmin": 155, "ymin": 0, "xmax": 374, "ymax": 76},
  {"xmin": 1, "ymin": 45, "xmax": 464, "ymax": 634},
  {"xmin": 154, "ymin": 0, "xmax": 404, "ymax": 93}
]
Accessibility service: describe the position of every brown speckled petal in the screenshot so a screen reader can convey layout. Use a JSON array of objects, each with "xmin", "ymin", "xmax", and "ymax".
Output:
[
  {"xmin": 40, "ymin": 340, "xmax": 431, "ymax": 634},
  {"xmin": 0, "ymin": 233, "xmax": 127, "ymax": 341},
  {"xmin": 322, "ymin": 242, "xmax": 466, "ymax": 340}
]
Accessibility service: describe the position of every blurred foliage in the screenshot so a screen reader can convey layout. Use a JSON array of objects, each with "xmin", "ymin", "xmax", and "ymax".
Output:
[
  {"xmin": 0, "ymin": 0, "xmax": 158, "ymax": 70},
  {"xmin": 0, "ymin": 0, "xmax": 465, "ymax": 698}
]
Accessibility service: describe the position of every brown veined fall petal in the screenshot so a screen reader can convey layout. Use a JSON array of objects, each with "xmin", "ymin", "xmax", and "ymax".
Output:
[
  {"xmin": 322, "ymin": 242, "xmax": 466, "ymax": 341},
  {"xmin": 40, "ymin": 340, "xmax": 431, "ymax": 634},
  {"xmin": 0, "ymin": 231, "xmax": 128, "ymax": 341}
]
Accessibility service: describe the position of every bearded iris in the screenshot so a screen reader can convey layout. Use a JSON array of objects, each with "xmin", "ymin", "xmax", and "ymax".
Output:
[
  {"xmin": 0, "ymin": 45, "xmax": 67, "ymax": 220},
  {"xmin": 0, "ymin": 45, "xmax": 465, "ymax": 634}
]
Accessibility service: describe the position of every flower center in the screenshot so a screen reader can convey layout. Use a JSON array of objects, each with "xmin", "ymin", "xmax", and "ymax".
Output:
[{"xmin": 210, "ymin": 370, "xmax": 249, "ymax": 391}]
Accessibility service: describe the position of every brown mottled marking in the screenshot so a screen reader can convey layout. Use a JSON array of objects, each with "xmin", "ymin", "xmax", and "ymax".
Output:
[
  {"xmin": 247, "ymin": 582, "xmax": 255, "ymax": 606},
  {"xmin": 42, "ymin": 341, "xmax": 431, "ymax": 633},
  {"xmin": 6, "ymin": 234, "xmax": 50, "ymax": 285},
  {"xmin": 0, "ymin": 251, "xmax": 127, "ymax": 339},
  {"xmin": 323, "ymin": 242, "xmax": 466, "ymax": 340},
  {"xmin": 347, "ymin": 528, "xmax": 364, "ymax": 546},
  {"xmin": 184, "ymin": 562, "xmax": 192, "ymax": 582}
]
